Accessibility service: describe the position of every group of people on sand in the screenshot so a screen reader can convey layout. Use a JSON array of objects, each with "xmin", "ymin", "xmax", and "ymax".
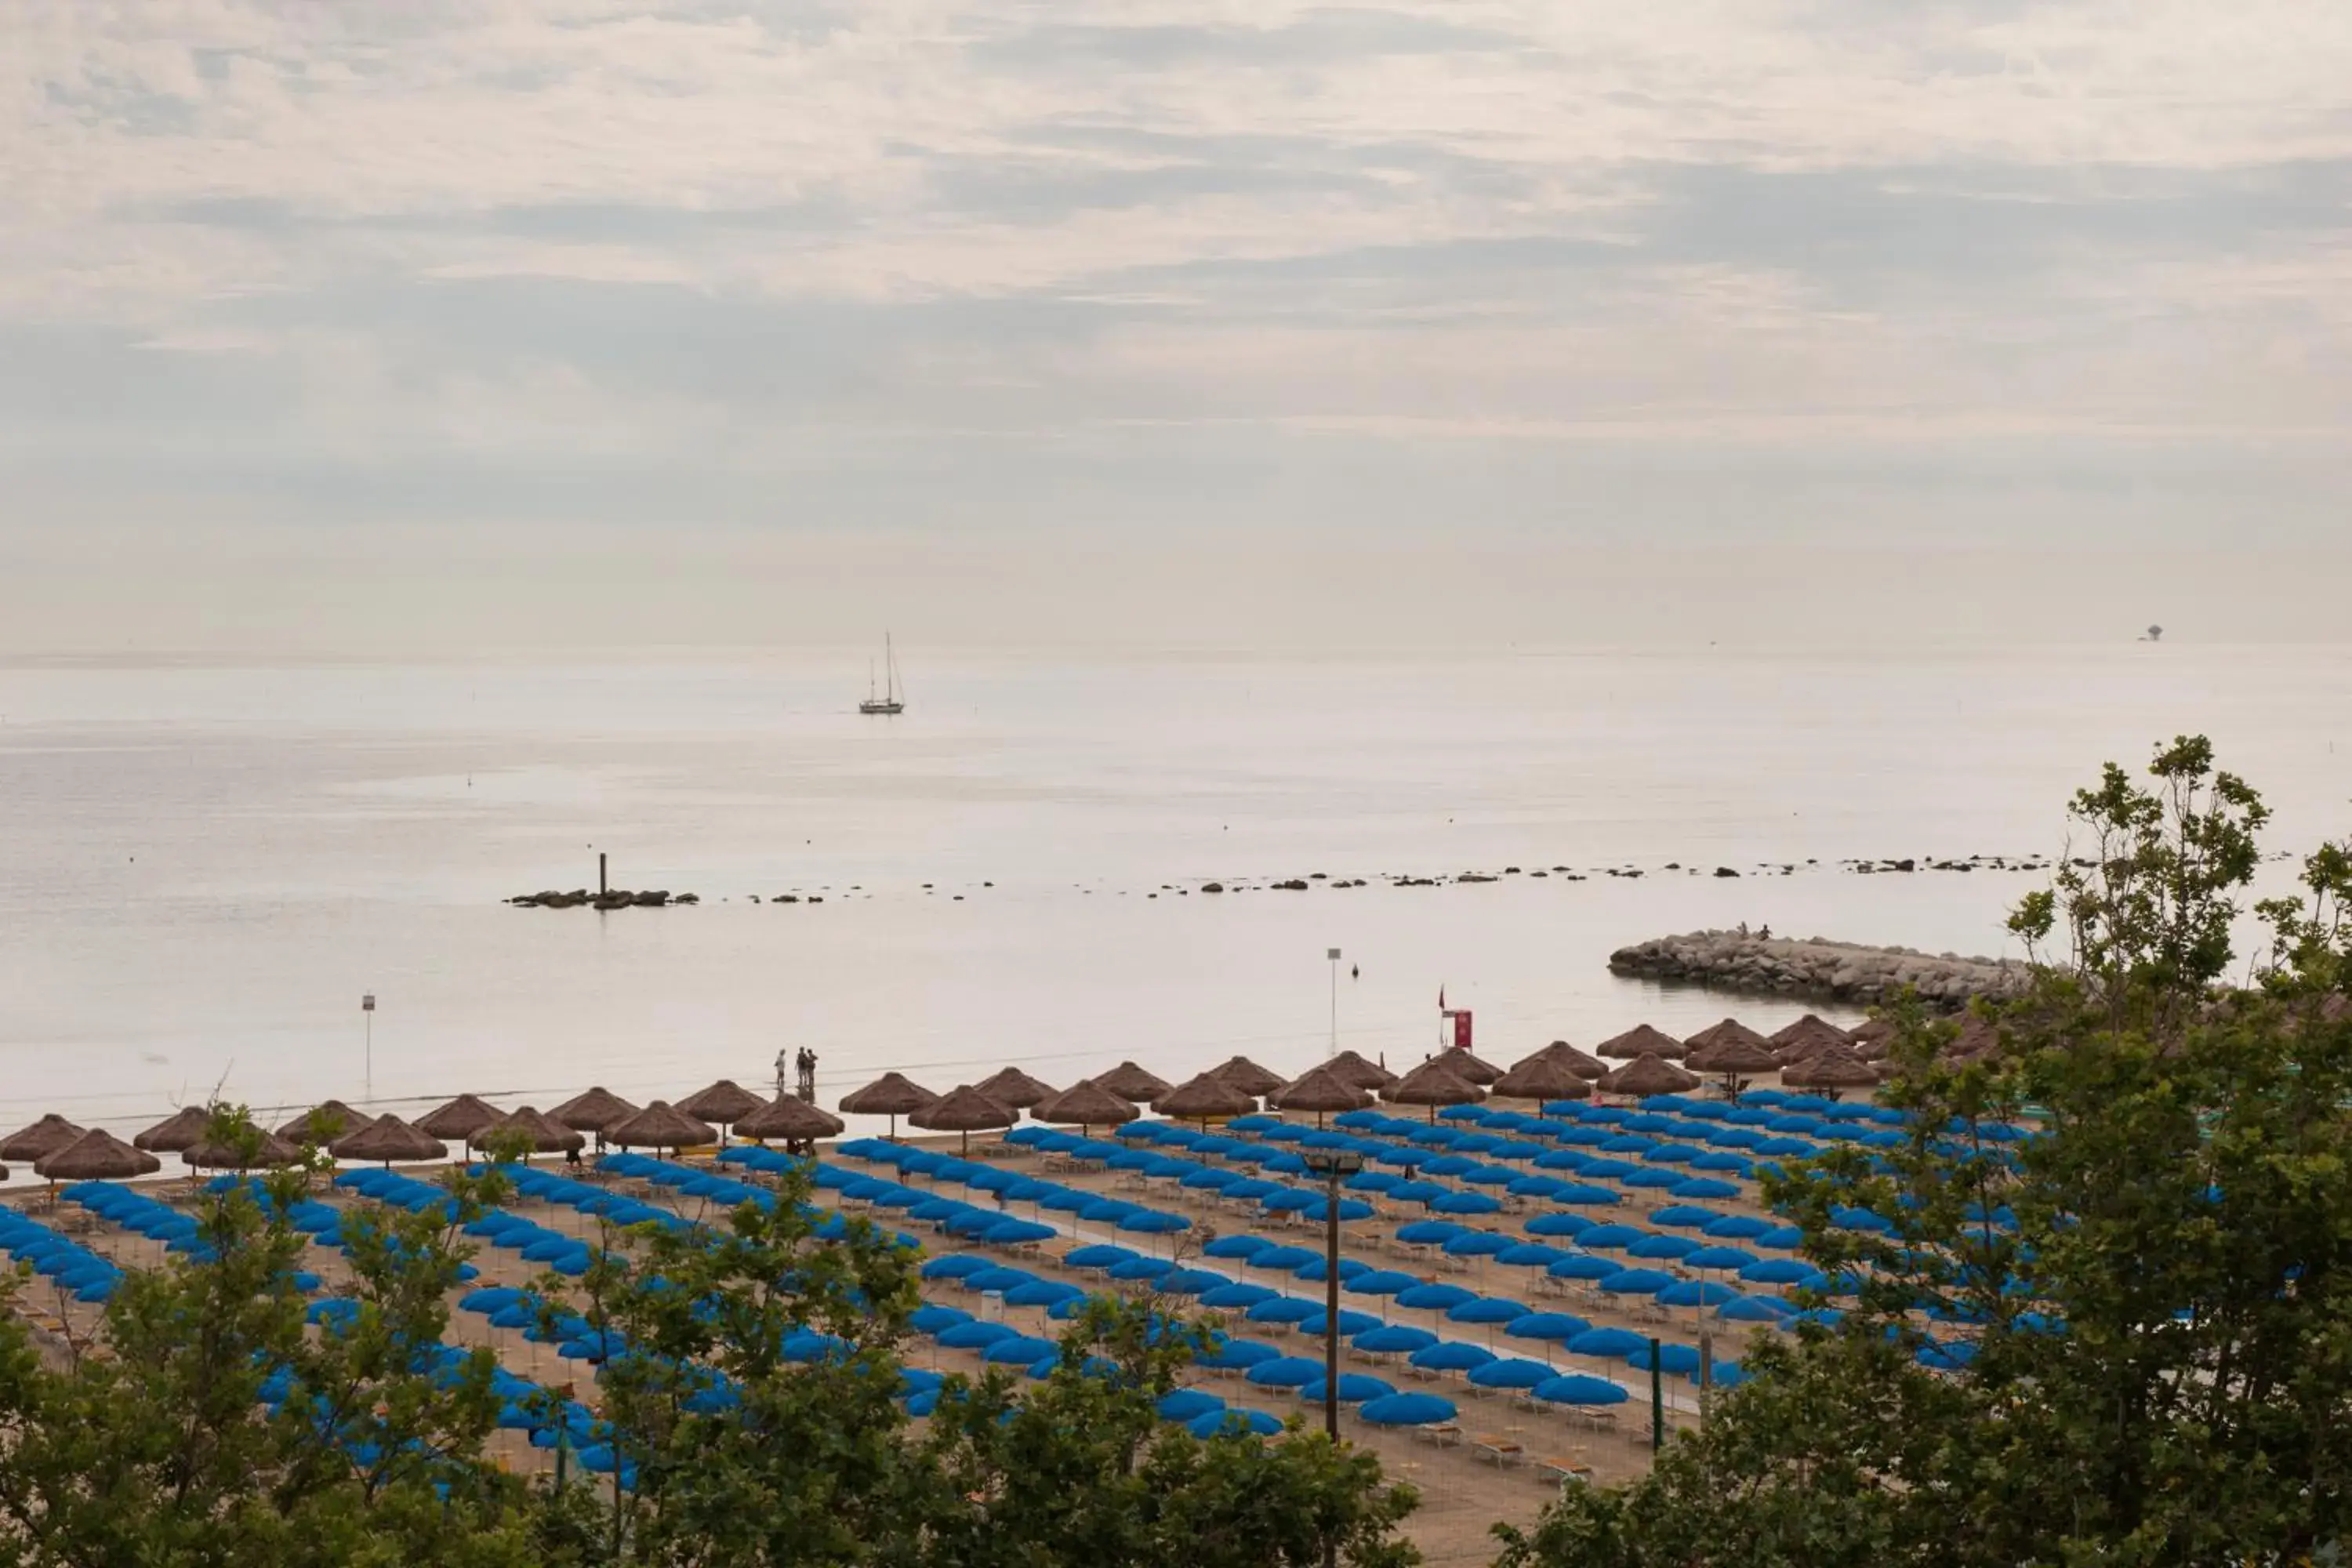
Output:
[{"xmin": 774, "ymin": 1047, "xmax": 819, "ymax": 1103}]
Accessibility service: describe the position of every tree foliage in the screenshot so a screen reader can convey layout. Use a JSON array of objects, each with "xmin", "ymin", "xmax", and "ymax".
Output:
[
  {"xmin": 0, "ymin": 1112, "xmax": 1418, "ymax": 1567},
  {"xmin": 1498, "ymin": 736, "xmax": 2352, "ymax": 1568}
]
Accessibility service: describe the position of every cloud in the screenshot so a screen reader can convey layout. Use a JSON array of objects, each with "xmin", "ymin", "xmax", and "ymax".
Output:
[{"xmin": 2, "ymin": 0, "xmax": 2349, "ymax": 568}]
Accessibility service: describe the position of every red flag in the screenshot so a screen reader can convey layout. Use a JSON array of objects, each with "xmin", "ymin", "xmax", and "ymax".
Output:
[{"xmin": 1437, "ymin": 985, "xmax": 1446, "ymax": 1011}]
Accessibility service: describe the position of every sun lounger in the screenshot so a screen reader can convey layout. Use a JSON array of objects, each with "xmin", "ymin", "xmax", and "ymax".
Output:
[
  {"xmin": 1537, "ymin": 1456, "xmax": 1594, "ymax": 1486},
  {"xmin": 1473, "ymin": 1434, "xmax": 1526, "ymax": 1467},
  {"xmin": 1414, "ymin": 1423, "xmax": 1465, "ymax": 1447}
]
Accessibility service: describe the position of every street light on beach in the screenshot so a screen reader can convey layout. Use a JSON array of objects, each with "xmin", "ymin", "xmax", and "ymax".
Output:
[{"xmin": 1299, "ymin": 1145, "xmax": 1366, "ymax": 1441}]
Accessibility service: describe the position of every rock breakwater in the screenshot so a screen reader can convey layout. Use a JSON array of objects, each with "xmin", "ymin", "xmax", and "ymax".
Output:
[{"xmin": 1608, "ymin": 931, "xmax": 2027, "ymax": 1009}]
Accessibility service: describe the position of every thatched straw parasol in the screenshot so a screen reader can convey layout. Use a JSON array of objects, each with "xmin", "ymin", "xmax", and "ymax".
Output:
[
  {"xmin": 183, "ymin": 1129, "xmax": 303, "ymax": 1171},
  {"xmin": 276, "ymin": 1102, "xmax": 363, "ymax": 1145},
  {"xmin": 909, "ymin": 1085, "xmax": 1018, "ymax": 1154},
  {"xmin": 1597, "ymin": 1052, "xmax": 1702, "ymax": 1098},
  {"xmin": 1682, "ymin": 1019, "xmax": 1772, "ymax": 1058},
  {"xmin": 1596, "ymin": 1025, "xmax": 1686, "ymax": 1061},
  {"xmin": 1684, "ymin": 1035, "xmax": 1780, "ymax": 1076},
  {"xmin": 416, "ymin": 1094, "xmax": 506, "ymax": 1147},
  {"xmin": 329, "ymin": 1113, "xmax": 448, "ymax": 1167},
  {"xmin": 487, "ymin": 1106, "xmax": 585, "ymax": 1156},
  {"xmin": 972, "ymin": 1066, "xmax": 1058, "ymax": 1111},
  {"xmin": 1323, "ymin": 1050, "xmax": 1398, "ymax": 1091},
  {"xmin": 1849, "ymin": 1016, "xmax": 1898, "ymax": 1061},
  {"xmin": 1780, "ymin": 1048, "xmax": 1881, "ymax": 1096},
  {"xmin": 838, "ymin": 1072, "xmax": 940, "ymax": 1139},
  {"xmin": 1210, "ymin": 1055, "xmax": 1287, "ymax": 1098},
  {"xmin": 1767, "ymin": 1014, "xmax": 1853, "ymax": 1062},
  {"xmin": 606, "ymin": 1102, "xmax": 717, "ymax": 1152},
  {"xmin": 677, "ymin": 1080, "xmax": 767, "ymax": 1132},
  {"xmin": 1381, "ymin": 1057, "xmax": 1486, "ymax": 1122},
  {"xmin": 1939, "ymin": 1016, "xmax": 2005, "ymax": 1066},
  {"xmin": 1151, "ymin": 1072, "xmax": 1256, "ymax": 1125},
  {"xmin": 550, "ymin": 1088, "xmax": 640, "ymax": 1149},
  {"xmin": 1270, "ymin": 1065, "xmax": 1374, "ymax": 1126},
  {"xmin": 1511, "ymin": 1040, "xmax": 1609, "ymax": 1081},
  {"xmin": 734, "ymin": 1094, "xmax": 844, "ymax": 1144},
  {"xmin": 134, "ymin": 1105, "xmax": 213, "ymax": 1154},
  {"xmin": 36, "ymin": 1129, "xmax": 161, "ymax": 1182},
  {"xmin": 1488, "ymin": 1054, "xmax": 1593, "ymax": 1102},
  {"xmin": 1030, "ymin": 1080, "xmax": 1141, "ymax": 1132},
  {"xmin": 1093, "ymin": 1062, "xmax": 1173, "ymax": 1103},
  {"xmin": 1443, "ymin": 1051, "xmax": 1504, "ymax": 1086},
  {"xmin": 0, "ymin": 1115, "xmax": 86, "ymax": 1163}
]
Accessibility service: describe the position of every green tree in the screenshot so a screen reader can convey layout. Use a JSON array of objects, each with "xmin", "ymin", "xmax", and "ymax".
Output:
[
  {"xmin": 0, "ymin": 1105, "xmax": 546, "ymax": 1567},
  {"xmin": 1496, "ymin": 737, "xmax": 2352, "ymax": 1568}
]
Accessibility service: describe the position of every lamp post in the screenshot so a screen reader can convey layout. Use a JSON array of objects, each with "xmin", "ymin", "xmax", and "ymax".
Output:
[
  {"xmin": 1326, "ymin": 948, "xmax": 1341, "ymax": 1058},
  {"xmin": 360, "ymin": 993, "xmax": 376, "ymax": 1102},
  {"xmin": 1298, "ymin": 1147, "xmax": 1367, "ymax": 1441}
]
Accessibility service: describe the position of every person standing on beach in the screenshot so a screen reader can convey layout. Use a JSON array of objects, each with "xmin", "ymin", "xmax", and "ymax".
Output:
[{"xmin": 775, "ymin": 1047, "xmax": 792, "ymax": 1097}]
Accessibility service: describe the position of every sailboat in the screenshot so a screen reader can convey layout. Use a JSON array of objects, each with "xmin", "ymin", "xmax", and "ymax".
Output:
[{"xmin": 858, "ymin": 633, "xmax": 906, "ymax": 715}]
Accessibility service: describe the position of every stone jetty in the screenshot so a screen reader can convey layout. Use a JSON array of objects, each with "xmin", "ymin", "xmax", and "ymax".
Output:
[
  {"xmin": 1607, "ymin": 930, "xmax": 2027, "ymax": 1009},
  {"xmin": 509, "ymin": 888, "xmax": 699, "ymax": 911}
]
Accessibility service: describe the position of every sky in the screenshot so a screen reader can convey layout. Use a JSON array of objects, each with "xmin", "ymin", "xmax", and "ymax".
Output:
[{"xmin": 5, "ymin": 2, "xmax": 2350, "ymax": 653}]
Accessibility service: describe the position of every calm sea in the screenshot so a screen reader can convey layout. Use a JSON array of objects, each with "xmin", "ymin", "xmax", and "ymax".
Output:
[{"xmin": 1, "ymin": 643, "xmax": 2345, "ymax": 1156}]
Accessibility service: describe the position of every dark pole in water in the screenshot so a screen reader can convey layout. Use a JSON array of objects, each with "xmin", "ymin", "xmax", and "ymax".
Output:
[{"xmin": 599, "ymin": 852, "xmax": 608, "ymax": 898}]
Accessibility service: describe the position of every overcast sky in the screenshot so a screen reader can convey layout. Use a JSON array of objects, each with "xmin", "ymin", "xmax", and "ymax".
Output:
[{"xmin": 5, "ymin": 3, "xmax": 2349, "ymax": 652}]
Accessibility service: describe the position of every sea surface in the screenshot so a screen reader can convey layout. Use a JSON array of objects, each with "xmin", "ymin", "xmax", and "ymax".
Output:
[{"xmin": 2, "ymin": 643, "xmax": 2347, "ymax": 1154}]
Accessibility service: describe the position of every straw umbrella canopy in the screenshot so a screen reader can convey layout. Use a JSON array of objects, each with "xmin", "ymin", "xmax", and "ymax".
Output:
[
  {"xmin": 1210, "ymin": 1055, "xmax": 1287, "ymax": 1098},
  {"xmin": 1381, "ymin": 1058, "xmax": 1487, "ymax": 1122},
  {"xmin": 1271, "ymin": 1065, "xmax": 1374, "ymax": 1127},
  {"xmin": 133, "ymin": 1105, "xmax": 213, "ymax": 1154},
  {"xmin": 1780, "ymin": 1048, "xmax": 1882, "ymax": 1096},
  {"xmin": 1488, "ymin": 1054, "xmax": 1594, "ymax": 1102},
  {"xmin": 1512, "ymin": 1040, "xmax": 1609, "ymax": 1080},
  {"xmin": 677, "ymin": 1080, "xmax": 766, "ymax": 1144},
  {"xmin": 550, "ymin": 1087, "xmax": 640, "ymax": 1149},
  {"xmin": 1442, "ymin": 1051, "xmax": 1504, "ymax": 1086},
  {"xmin": 35, "ymin": 1129, "xmax": 162, "ymax": 1182},
  {"xmin": 1683, "ymin": 1019, "xmax": 1773, "ymax": 1059},
  {"xmin": 416, "ymin": 1094, "xmax": 506, "ymax": 1148},
  {"xmin": 1849, "ymin": 1016, "xmax": 1899, "ymax": 1061},
  {"xmin": 1767, "ymin": 1014, "xmax": 1853, "ymax": 1062},
  {"xmin": 487, "ymin": 1106, "xmax": 585, "ymax": 1156},
  {"xmin": 1939, "ymin": 1016, "xmax": 2005, "ymax": 1066},
  {"xmin": 1151, "ymin": 1072, "xmax": 1256, "ymax": 1126},
  {"xmin": 0, "ymin": 1115, "xmax": 86, "ymax": 1163},
  {"xmin": 734, "ymin": 1094, "xmax": 844, "ymax": 1144},
  {"xmin": 1684, "ymin": 1035, "xmax": 1781, "ymax": 1076},
  {"xmin": 276, "ymin": 1101, "xmax": 363, "ymax": 1145},
  {"xmin": 1597, "ymin": 1053, "xmax": 1703, "ymax": 1098},
  {"xmin": 972, "ymin": 1066, "xmax": 1058, "ymax": 1111},
  {"xmin": 606, "ymin": 1102, "xmax": 717, "ymax": 1152},
  {"xmin": 838, "ymin": 1072, "xmax": 940, "ymax": 1139},
  {"xmin": 1596, "ymin": 1025, "xmax": 1687, "ymax": 1061},
  {"xmin": 329, "ymin": 1113, "xmax": 448, "ymax": 1167},
  {"xmin": 908, "ymin": 1085, "xmax": 1018, "ymax": 1154},
  {"xmin": 183, "ymin": 1129, "xmax": 303, "ymax": 1171},
  {"xmin": 1093, "ymin": 1062, "xmax": 1174, "ymax": 1103},
  {"xmin": 1029, "ymin": 1080, "xmax": 1142, "ymax": 1133},
  {"xmin": 1323, "ymin": 1050, "xmax": 1398, "ymax": 1091}
]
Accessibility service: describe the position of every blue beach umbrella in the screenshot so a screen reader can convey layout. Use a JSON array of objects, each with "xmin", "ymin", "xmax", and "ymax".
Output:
[
  {"xmin": 1441, "ymin": 1231, "xmax": 1511, "ymax": 1257},
  {"xmin": 1595, "ymin": 1269, "xmax": 1677, "ymax": 1295},
  {"xmin": 1395, "ymin": 1283, "xmax": 1477, "ymax": 1312},
  {"xmin": 1546, "ymin": 1255, "xmax": 1623, "ymax": 1282},
  {"xmin": 1523, "ymin": 1213, "xmax": 1595, "ymax": 1238},
  {"xmin": 1446, "ymin": 1298, "xmax": 1532, "ymax": 1327},
  {"xmin": 1203, "ymin": 1234, "xmax": 1275, "ymax": 1261},
  {"xmin": 1246, "ymin": 1356, "xmax": 1326, "ymax": 1388},
  {"xmin": 1156, "ymin": 1388, "xmax": 1226, "ymax": 1421},
  {"xmin": 1627, "ymin": 1341, "xmax": 1702, "ymax": 1375},
  {"xmin": 1394, "ymin": 1220, "xmax": 1466, "ymax": 1246},
  {"xmin": 1715, "ymin": 1294, "xmax": 1791, "ymax": 1322},
  {"xmin": 1575, "ymin": 1224, "xmax": 1646, "ymax": 1250},
  {"xmin": 1196, "ymin": 1338, "xmax": 1284, "ymax": 1370},
  {"xmin": 1408, "ymin": 1341, "xmax": 1496, "ymax": 1373},
  {"xmin": 1352, "ymin": 1324, "xmax": 1439, "ymax": 1354},
  {"xmin": 1359, "ymin": 1392, "xmax": 1457, "ymax": 1427},
  {"xmin": 1683, "ymin": 1247, "xmax": 1759, "ymax": 1272},
  {"xmin": 1566, "ymin": 1327, "xmax": 1648, "ymax": 1359},
  {"xmin": 1192, "ymin": 1407, "xmax": 1282, "ymax": 1438},
  {"xmin": 1628, "ymin": 1234, "xmax": 1699, "ymax": 1260},
  {"xmin": 1299, "ymin": 1374, "xmax": 1393, "ymax": 1404},
  {"xmin": 1531, "ymin": 1374, "xmax": 1628, "ymax": 1406},
  {"xmin": 1503, "ymin": 1312, "xmax": 1591, "ymax": 1345},
  {"xmin": 1244, "ymin": 1298, "xmax": 1320, "ymax": 1326},
  {"xmin": 1200, "ymin": 1282, "xmax": 1280, "ymax": 1309},
  {"xmin": 1656, "ymin": 1279, "xmax": 1740, "ymax": 1308},
  {"xmin": 1465, "ymin": 1358, "xmax": 1552, "ymax": 1389}
]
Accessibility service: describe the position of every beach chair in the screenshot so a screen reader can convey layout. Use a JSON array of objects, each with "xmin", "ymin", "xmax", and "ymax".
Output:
[
  {"xmin": 1537, "ymin": 1456, "xmax": 1593, "ymax": 1486},
  {"xmin": 1473, "ymin": 1433, "xmax": 1526, "ymax": 1468},
  {"xmin": 1414, "ymin": 1422, "xmax": 1465, "ymax": 1448}
]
